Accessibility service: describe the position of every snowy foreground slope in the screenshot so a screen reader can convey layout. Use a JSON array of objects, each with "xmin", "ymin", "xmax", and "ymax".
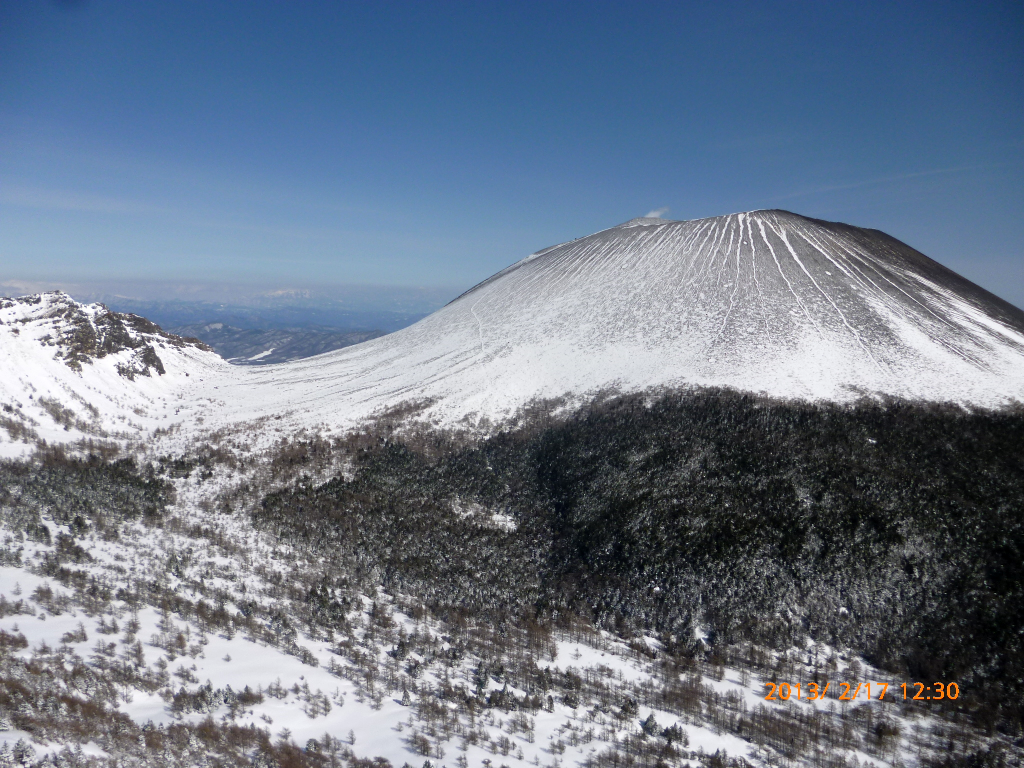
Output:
[
  {"xmin": 0, "ymin": 457, "xmax": 981, "ymax": 767},
  {"xmin": 3, "ymin": 210, "xmax": 1024, "ymax": 454}
]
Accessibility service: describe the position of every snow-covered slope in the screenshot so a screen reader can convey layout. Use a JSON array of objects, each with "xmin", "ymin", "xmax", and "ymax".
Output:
[
  {"xmin": 212, "ymin": 210, "xmax": 1024, "ymax": 438},
  {"xmin": 0, "ymin": 292, "xmax": 227, "ymax": 454},
  {"xmin": 5, "ymin": 210, "xmax": 1024, "ymax": 452}
]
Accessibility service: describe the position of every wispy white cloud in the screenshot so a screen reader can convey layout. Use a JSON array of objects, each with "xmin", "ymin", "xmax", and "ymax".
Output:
[
  {"xmin": 0, "ymin": 278, "xmax": 460, "ymax": 312},
  {"xmin": 771, "ymin": 163, "xmax": 998, "ymax": 203},
  {"xmin": 0, "ymin": 279, "xmax": 72, "ymax": 297},
  {"xmin": 0, "ymin": 185, "xmax": 172, "ymax": 216},
  {"xmin": 644, "ymin": 207, "xmax": 669, "ymax": 219}
]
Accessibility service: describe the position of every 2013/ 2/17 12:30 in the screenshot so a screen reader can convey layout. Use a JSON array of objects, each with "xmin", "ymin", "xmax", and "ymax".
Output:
[{"xmin": 764, "ymin": 681, "xmax": 960, "ymax": 702}]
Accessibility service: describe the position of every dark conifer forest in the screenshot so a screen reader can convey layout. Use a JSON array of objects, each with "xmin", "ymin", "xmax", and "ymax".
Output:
[{"xmin": 256, "ymin": 391, "xmax": 1024, "ymax": 733}]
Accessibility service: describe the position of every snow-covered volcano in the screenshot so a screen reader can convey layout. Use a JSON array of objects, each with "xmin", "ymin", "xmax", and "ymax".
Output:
[
  {"xmin": 219, "ymin": 209, "xmax": 1024, "ymax": 432},
  {"xmin": 3, "ymin": 210, "xmax": 1024, "ymax": 452}
]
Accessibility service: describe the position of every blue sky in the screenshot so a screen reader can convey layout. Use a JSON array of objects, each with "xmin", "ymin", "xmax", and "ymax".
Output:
[{"xmin": 1, "ymin": 1, "xmax": 1022, "ymax": 307}]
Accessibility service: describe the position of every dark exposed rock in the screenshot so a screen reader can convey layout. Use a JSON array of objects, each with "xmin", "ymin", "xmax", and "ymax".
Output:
[{"xmin": 3, "ymin": 292, "xmax": 210, "ymax": 378}]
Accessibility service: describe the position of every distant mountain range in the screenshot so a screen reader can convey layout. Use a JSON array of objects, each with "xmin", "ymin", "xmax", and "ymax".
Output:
[
  {"xmin": 166, "ymin": 323, "xmax": 384, "ymax": 365},
  {"xmin": 101, "ymin": 297, "xmax": 429, "ymax": 335}
]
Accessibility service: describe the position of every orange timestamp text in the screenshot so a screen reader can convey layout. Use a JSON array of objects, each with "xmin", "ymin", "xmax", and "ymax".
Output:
[{"xmin": 764, "ymin": 681, "xmax": 960, "ymax": 702}]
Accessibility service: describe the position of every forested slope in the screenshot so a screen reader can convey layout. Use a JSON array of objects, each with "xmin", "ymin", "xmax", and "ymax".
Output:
[{"xmin": 258, "ymin": 391, "xmax": 1024, "ymax": 732}]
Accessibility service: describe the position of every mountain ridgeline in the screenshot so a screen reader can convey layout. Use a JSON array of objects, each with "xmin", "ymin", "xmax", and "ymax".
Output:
[
  {"xmin": 4, "ymin": 211, "xmax": 1024, "ymax": 450},
  {"xmin": 167, "ymin": 323, "xmax": 384, "ymax": 365},
  {"xmin": 256, "ymin": 390, "xmax": 1024, "ymax": 732}
]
